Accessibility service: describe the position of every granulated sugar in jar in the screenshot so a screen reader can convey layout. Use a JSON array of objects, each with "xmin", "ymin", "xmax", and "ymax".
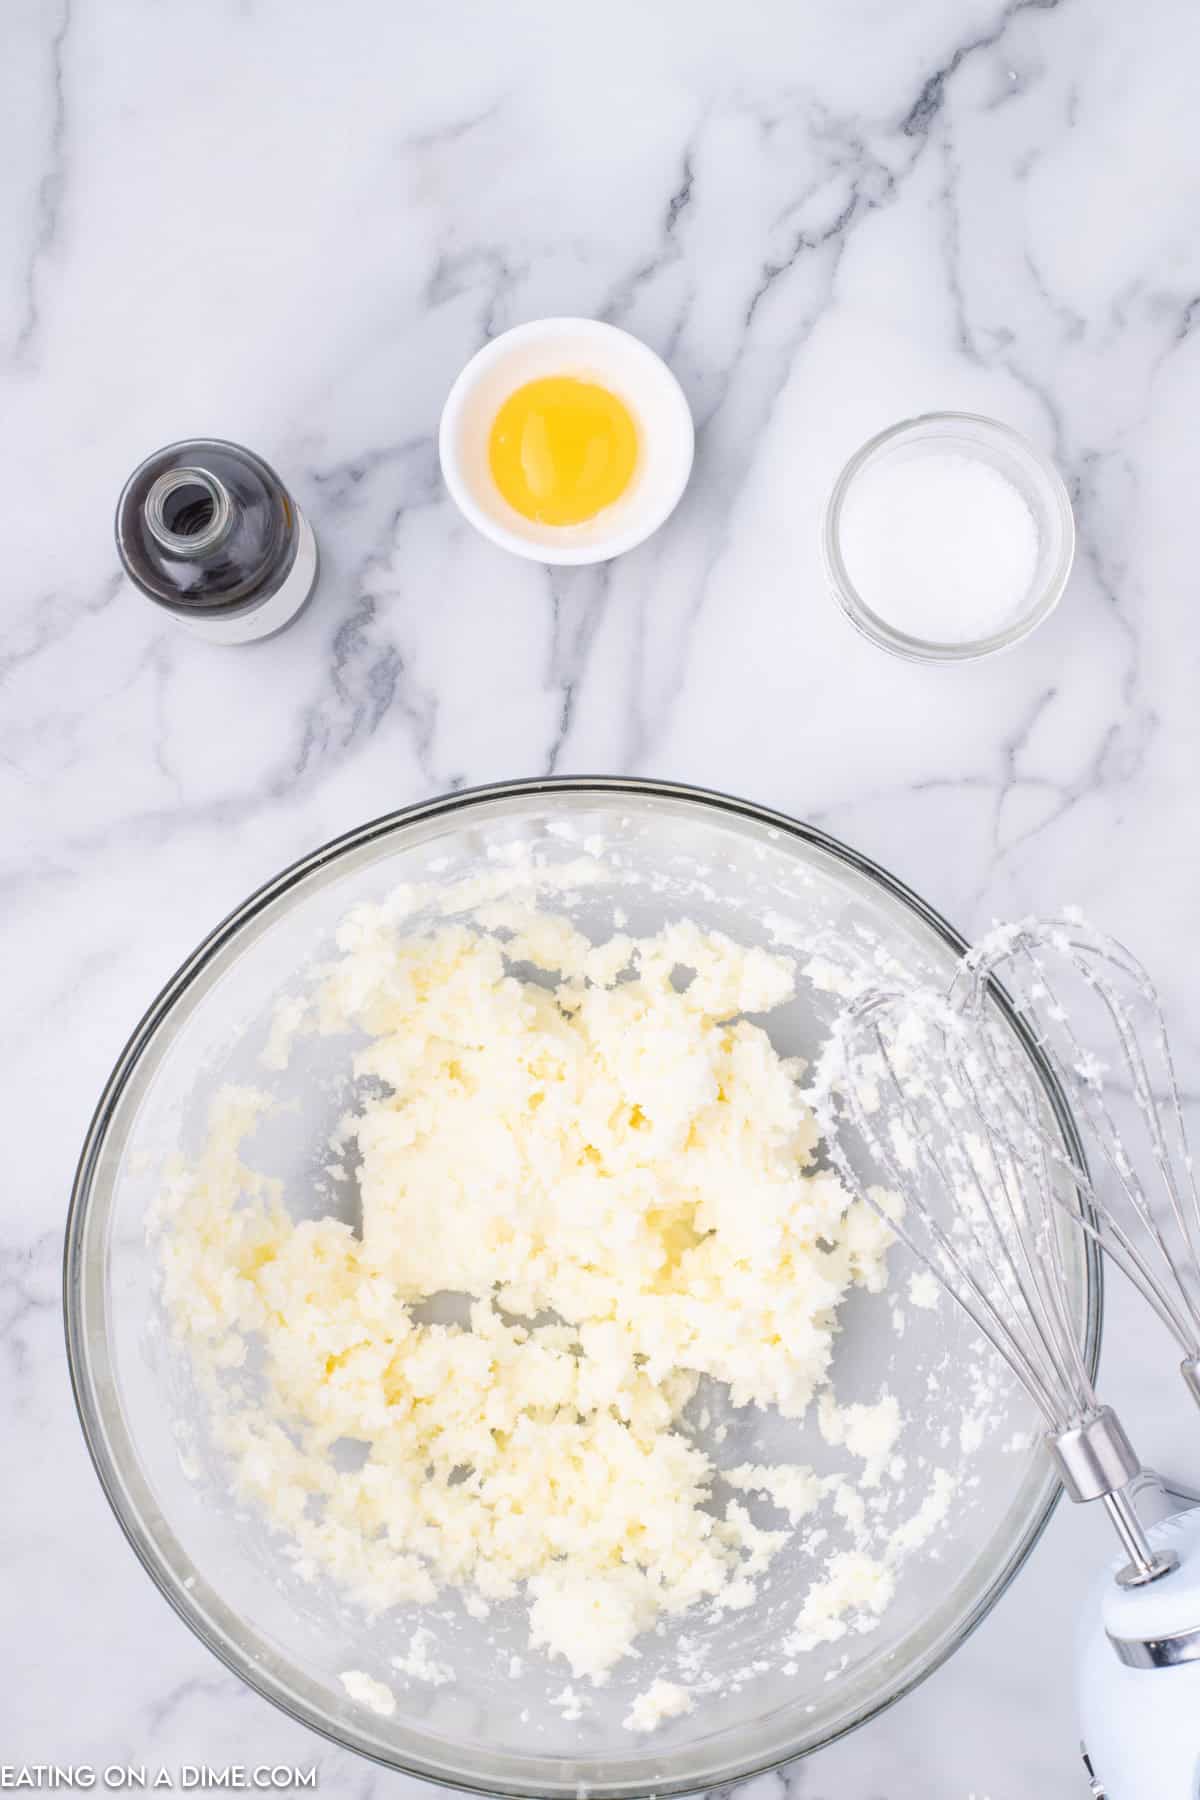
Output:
[{"xmin": 823, "ymin": 413, "xmax": 1075, "ymax": 661}]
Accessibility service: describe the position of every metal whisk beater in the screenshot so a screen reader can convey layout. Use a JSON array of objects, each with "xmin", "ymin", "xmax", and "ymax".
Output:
[
  {"xmin": 952, "ymin": 911, "xmax": 1200, "ymax": 1411},
  {"xmin": 814, "ymin": 984, "xmax": 1177, "ymax": 1588}
]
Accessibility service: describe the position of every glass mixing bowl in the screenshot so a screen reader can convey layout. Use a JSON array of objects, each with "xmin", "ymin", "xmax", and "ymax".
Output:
[{"xmin": 64, "ymin": 778, "xmax": 1097, "ymax": 1796}]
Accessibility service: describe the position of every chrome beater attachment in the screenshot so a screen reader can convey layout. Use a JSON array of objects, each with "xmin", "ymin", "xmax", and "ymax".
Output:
[
  {"xmin": 954, "ymin": 911, "xmax": 1200, "ymax": 1412},
  {"xmin": 814, "ymin": 985, "xmax": 1176, "ymax": 1588}
]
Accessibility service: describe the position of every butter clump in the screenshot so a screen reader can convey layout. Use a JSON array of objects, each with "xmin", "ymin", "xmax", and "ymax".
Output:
[{"xmin": 159, "ymin": 912, "xmax": 894, "ymax": 1681}]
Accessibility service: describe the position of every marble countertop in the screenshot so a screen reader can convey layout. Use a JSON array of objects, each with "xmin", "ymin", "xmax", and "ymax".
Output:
[{"xmin": 7, "ymin": 0, "xmax": 1200, "ymax": 1792}]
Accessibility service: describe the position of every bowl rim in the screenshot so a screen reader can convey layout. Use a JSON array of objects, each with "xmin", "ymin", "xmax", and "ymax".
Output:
[
  {"xmin": 437, "ymin": 318, "xmax": 695, "ymax": 565},
  {"xmin": 63, "ymin": 774, "xmax": 1100, "ymax": 1795}
]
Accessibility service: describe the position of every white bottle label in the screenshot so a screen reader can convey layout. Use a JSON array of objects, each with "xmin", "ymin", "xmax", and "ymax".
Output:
[{"xmin": 175, "ymin": 510, "xmax": 318, "ymax": 644}]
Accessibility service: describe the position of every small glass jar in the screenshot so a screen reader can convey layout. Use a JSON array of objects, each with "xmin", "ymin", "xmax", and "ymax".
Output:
[
  {"xmin": 822, "ymin": 412, "xmax": 1075, "ymax": 662},
  {"xmin": 116, "ymin": 439, "xmax": 319, "ymax": 644}
]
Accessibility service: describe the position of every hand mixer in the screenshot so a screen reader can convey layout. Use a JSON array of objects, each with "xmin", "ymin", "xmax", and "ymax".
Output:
[
  {"xmin": 954, "ymin": 914, "xmax": 1200, "ymax": 1795},
  {"xmin": 815, "ymin": 918, "xmax": 1200, "ymax": 1799}
]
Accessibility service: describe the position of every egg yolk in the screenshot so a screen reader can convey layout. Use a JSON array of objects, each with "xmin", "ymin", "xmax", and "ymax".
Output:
[{"xmin": 488, "ymin": 376, "xmax": 639, "ymax": 527}]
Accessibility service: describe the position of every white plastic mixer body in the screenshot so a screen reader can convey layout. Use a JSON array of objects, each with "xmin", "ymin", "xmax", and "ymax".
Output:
[{"xmin": 1078, "ymin": 1508, "xmax": 1200, "ymax": 1797}]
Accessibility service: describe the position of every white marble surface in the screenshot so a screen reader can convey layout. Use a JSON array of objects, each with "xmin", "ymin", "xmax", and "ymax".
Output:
[{"xmin": 6, "ymin": 0, "xmax": 1200, "ymax": 1791}]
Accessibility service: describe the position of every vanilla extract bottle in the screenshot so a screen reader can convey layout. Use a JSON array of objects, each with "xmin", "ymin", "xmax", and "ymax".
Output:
[{"xmin": 116, "ymin": 438, "xmax": 319, "ymax": 643}]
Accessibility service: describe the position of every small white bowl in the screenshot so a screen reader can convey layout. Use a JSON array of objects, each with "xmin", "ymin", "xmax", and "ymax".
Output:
[{"xmin": 438, "ymin": 318, "xmax": 695, "ymax": 565}]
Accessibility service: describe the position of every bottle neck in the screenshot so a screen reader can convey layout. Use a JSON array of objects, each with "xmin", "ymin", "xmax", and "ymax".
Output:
[{"xmin": 144, "ymin": 466, "xmax": 234, "ymax": 558}]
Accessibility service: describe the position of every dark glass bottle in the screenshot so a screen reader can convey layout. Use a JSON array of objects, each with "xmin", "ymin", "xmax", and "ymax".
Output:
[{"xmin": 115, "ymin": 439, "xmax": 318, "ymax": 643}]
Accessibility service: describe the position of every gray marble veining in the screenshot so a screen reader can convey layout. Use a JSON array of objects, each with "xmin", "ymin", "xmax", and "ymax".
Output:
[{"xmin": 7, "ymin": 0, "xmax": 1200, "ymax": 1792}]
